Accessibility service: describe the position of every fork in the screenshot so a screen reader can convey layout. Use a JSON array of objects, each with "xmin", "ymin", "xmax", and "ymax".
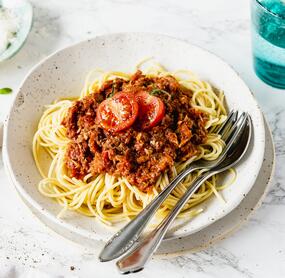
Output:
[
  {"xmin": 99, "ymin": 110, "xmax": 240, "ymax": 262},
  {"xmin": 117, "ymin": 113, "xmax": 251, "ymax": 274}
]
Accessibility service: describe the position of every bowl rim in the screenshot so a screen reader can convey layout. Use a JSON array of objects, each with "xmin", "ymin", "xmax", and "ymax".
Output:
[{"xmin": 2, "ymin": 32, "xmax": 266, "ymax": 241}]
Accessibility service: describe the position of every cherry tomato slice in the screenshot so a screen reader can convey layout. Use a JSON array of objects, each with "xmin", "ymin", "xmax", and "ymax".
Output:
[
  {"xmin": 97, "ymin": 92, "xmax": 139, "ymax": 132},
  {"xmin": 135, "ymin": 92, "xmax": 165, "ymax": 130}
]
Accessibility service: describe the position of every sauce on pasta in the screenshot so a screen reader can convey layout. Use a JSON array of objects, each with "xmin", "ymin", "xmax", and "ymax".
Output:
[
  {"xmin": 62, "ymin": 71, "xmax": 207, "ymax": 192},
  {"xmin": 32, "ymin": 61, "xmax": 235, "ymax": 225}
]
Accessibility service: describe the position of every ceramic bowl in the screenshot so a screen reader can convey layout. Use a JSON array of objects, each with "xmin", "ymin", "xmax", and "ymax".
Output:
[
  {"xmin": 2, "ymin": 33, "xmax": 265, "ymax": 242},
  {"xmin": 0, "ymin": 0, "xmax": 33, "ymax": 62}
]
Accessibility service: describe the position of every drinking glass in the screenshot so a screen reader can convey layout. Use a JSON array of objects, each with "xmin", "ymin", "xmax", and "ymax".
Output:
[{"xmin": 251, "ymin": 0, "xmax": 285, "ymax": 89}]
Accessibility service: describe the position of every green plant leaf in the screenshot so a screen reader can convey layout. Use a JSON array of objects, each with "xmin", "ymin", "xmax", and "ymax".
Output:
[
  {"xmin": 0, "ymin": 87, "xmax": 12, "ymax": 94},
  {"xmin": 150, "ymin": 89, "xmax": 171, "ymax": 100},
  {"xmin": 108, "ymin": 84, "xmax": 115, "ymax": 98}
]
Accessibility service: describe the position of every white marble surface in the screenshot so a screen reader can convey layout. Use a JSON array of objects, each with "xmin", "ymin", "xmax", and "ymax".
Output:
[{"xmin": 0, "ymin": 0, "xmax": 284, "ymax": 277}]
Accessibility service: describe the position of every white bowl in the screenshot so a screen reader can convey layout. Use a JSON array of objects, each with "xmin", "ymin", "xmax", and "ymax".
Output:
[
  {"xmin": 3, "ymin": 33, "xmax": 265, "ymax": 242},
  {"xmin": 0, "ymin": 0, "xmax": 33, "ymax": 62}
]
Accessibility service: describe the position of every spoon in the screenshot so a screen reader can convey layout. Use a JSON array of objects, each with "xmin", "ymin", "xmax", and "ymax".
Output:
[
  {"xmin": 117, "ymin": 114, "xmax": 252, "ymax": 274},
  {"xmin": 99, "ymin": 111, "xmax": 243, "ymax": 262}
]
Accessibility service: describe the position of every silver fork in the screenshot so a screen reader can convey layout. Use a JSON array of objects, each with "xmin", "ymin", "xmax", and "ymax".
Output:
[
  {"xmin": 117, "ymin": 113, "xmax": 252, "ymax": 274},
  {"xmin": 99, "ymin": 110, "xmax": 240, "ymax": 262}
]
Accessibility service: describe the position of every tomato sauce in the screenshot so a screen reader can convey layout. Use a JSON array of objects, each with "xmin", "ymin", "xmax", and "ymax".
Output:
[{"xmin": 62, "ymin": 71, "xmax": 207, "ymax": 192}]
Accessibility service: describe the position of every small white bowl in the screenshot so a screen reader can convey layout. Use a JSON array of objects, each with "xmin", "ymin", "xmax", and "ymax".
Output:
[
  {"xmin": 0, "ymin": 0, "xmax": 33, "ymax": 62},
  {"xmin": 2, "ymin": 33, "xmax": 265, "ymax": 242}
]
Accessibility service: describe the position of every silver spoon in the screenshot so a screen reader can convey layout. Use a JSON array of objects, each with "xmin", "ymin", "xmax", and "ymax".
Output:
[
  {"xmin": 117, "ymin": 113, "xmax": 252, "ymax": 274},
  {"xmin": 99, "ymin": 111, "xmax": 243, "ymax": 262}
]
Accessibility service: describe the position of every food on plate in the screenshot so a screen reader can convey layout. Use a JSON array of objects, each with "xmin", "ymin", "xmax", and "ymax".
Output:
[{"xmin": 33, "ymin": 61, "xmax": 235, "ymax": 225}]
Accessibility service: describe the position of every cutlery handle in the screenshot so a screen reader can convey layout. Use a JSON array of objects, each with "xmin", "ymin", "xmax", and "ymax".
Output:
[
  {"xmin": 99, "ymin": 165, "xmax": 197, "ymax": 262},
  {"xmin": 116, "ymin": 171, "xmax": 214, "ymax": 274}
]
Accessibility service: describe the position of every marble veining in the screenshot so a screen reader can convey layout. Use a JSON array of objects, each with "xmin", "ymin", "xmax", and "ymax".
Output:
[
  {"xmin": 263, "ymin": 108, "xmax": 285, "ymax": 206},
  {"xmin": 0, "ymin": 0, "xmax": 284, "ymax": 277},
  {"xmin": 166, "ymin": 247, "xmax": 253, "ymax": 278}
]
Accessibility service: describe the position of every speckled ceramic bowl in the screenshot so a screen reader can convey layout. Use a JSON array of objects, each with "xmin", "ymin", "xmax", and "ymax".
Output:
[{"xmin": 2, "ymin": 33, "xmax": 265, "ymax": 243}]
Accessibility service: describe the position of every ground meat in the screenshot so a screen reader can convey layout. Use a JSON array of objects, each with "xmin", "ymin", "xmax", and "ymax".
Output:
[{"xmin": 62, "ymin": 71, "xmax": 207, "ymax": 192}]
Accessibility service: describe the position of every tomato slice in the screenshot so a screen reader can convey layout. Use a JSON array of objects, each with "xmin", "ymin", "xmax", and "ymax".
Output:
[
  {"xmin": 97, "ymin": 92, "xmax": 139, "ymax": 132},
  {"xmin": 135, "ymin": 92, "xmax": 165, "ymax": 130}
]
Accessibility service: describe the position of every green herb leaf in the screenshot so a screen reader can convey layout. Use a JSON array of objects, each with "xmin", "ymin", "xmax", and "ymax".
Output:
[
  {"xmin": 150, "ymin": 89, "xmax": 171, "ymax": 100},
  {"xmin": 0, "ymin": 88, "xmax": 13, "ymax": 95},
  {"xmin": 108, "ymin": 84, "xmax": 115, "ymax": 98}
]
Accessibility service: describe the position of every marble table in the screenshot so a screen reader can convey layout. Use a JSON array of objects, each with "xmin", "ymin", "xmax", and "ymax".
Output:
[{"xmin": 0, "ymin": 0, "xmax": 284, "ymax": 277}]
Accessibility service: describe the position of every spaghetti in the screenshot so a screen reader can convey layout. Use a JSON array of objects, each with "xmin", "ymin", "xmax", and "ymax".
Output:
[{"xmin": 33, "ymin": 61, "xmax": 235, "ymax": 226}]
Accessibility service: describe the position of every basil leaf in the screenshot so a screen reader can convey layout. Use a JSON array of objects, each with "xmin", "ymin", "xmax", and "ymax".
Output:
[
  {"xmin": 150, "ymin": 89, "xmax": 161, "ymax": 96},
  {"xmin": 150, "ymin": 89, "xmax": 171, "ymax": 100},
  {"xmin": 0, "ymin": 88, "xmax": 12, "ymax": 95},
  {"xmin": 108, "ymin": 84, "xmax": 115, "ymax": 98}
]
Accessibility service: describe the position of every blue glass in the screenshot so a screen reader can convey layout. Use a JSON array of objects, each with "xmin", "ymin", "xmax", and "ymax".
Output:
[{"xmin": 251, "ymin": 0, "xmax": 285, "ymax": 89}]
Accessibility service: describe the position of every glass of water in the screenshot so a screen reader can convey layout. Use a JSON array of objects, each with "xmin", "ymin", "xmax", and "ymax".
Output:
[{"xmin": 251, "ymin": 0, "xmax": 285, "ymax": 89}]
